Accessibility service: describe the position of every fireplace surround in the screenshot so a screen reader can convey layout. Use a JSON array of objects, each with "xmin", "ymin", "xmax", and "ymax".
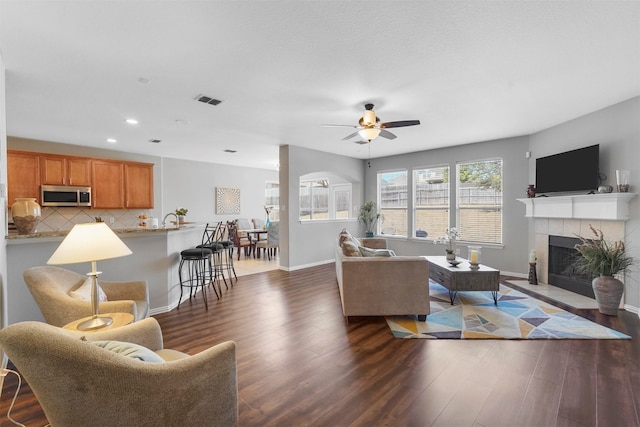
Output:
[{"xmin": 519, "ymin": 193, "xmax": 636, "ymax": 299}]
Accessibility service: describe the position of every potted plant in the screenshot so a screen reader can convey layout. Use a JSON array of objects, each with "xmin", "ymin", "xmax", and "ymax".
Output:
[
  {"xmin": 358, "ymin": 201, "xmax": 382, "ymax": 238},
  {"xmin": 175, "ymin": 207, "xmax": 188, "ymax": 223},
  {"xmin": 573, "ymin": 225, "xmax": 634, "ymax": 315},
  {"xmin": 444, "ymin": 227, "xmax": 459, "ymax": 261}
]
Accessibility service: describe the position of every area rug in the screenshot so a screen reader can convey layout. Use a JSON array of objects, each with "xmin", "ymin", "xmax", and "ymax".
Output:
[{"xmin": 386, "ymin": 282, "xmax": 630, "ymax": 339}]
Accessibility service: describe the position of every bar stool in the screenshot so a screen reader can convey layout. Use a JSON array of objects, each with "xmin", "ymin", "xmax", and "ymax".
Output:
[
  {"xmin": 216, "ymin": 222, "xmax": 237, "ymax": 285},
  {"xmin": 196, "ymin": 222, "xmax": 227, "ymax": 292},
  {"xmin": 178, "ymin": 247, "xmax": 217, "ymax": 310}
]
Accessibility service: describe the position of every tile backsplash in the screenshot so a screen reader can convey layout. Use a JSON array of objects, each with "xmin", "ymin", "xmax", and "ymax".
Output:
[{"xmin": 11, "ymin": 207, "xmax": 158, "ymax": 232}]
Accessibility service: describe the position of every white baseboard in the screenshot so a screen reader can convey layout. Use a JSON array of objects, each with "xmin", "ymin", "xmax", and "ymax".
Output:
[{"xmin": 283, "ymin": 259, "xmax": 334, "ymax": 272}]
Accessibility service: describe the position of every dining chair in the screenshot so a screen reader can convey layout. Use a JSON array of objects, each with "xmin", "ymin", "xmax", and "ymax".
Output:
[
  {"xmin": 229, "ymin": 221, "xmax": 255, "ymax": 260},
  {"xmin": 255, "ymin": 221, "xmax": 279, "ymax": 260}
]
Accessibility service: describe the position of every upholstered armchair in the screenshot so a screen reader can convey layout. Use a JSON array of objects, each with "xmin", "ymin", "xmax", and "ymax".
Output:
[
  {"xmin": 0, "ymin": 318, "xmax": 238, "ymax": 426},
  {"xmin": 24, "ymin": 265, "xmax": 149, "ymax": 327},
  {"xmin": 255, "ymin": 221, "xmax": 279, "ymax": 260}
]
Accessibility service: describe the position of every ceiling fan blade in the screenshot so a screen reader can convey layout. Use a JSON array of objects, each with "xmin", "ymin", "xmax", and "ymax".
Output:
[
  {"xmin": 322, "ymin": 124, "xmax": 358, "ymax": 128},
  {"xmin": 379, "ymin": 129, "xmax": 397, "ymax": 140},
  {"xmin": 380, "ymin": 120, "xmax": 421, "ymax": 129},
  {"xmin": 342, "ymin": 131, "xmax": 360, "ymax": 140}
]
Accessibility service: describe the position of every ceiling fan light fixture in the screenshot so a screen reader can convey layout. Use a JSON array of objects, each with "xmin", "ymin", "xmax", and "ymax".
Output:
[
  {"xmin": 358, "ymin": 128, "xmax": 381, "ymax": 142},
  {"xmin": 362, "ymin": 110, "xmax": 377, "ymax": 126}
]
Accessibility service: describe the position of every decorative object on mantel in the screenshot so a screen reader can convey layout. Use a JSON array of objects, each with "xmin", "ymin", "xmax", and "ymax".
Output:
[
  {"xmin": 215, "ymin": 187, "xmax": 241, "ymax": 215},
  {"xmin": 468, "ymin": 245, "xmax": 481, "ymax": 269},
  {"xmin": 598, "ymin": 185, "xmax": 613, "ymax": 193},
  {"xmin": 11, "ymin": 198, "xmax": 41, "ymax": 234},
  {"xmin": 526, "ymin": 184, "xmax": 536, "ymax": 198},
  {"xmin": 616, "ymin": 169, "xmax": 630, "ymax": 193},
  {"xmin": 573, "ymin": 225, "xmax": 635, "ymax": 316},
  {"xmin": 358, "ymin": 201, "xmax": 383, "ymax": 238},
  {"xmin": 528, "ymin": 249, "xmax": 538, "ymax": 285},
  {"xmin": 175, "ymin": 207, "xmax": 188, "ymax": 223}
]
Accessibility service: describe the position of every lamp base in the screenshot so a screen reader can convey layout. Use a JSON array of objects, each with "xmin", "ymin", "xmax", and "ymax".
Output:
[{"xmin": 77, "ymin": 315, "xmax": 113, "ymax": 331}]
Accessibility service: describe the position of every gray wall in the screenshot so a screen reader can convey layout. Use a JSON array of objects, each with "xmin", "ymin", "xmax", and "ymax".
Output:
[
  {"xmin": 280, "ymin": 145, "xmax": 365, "ymax": 269},
  {"xmin": 529, "ymin": 96, "xmax": 640, "ymax": 308},
  {"xmin": 363, "ymin": 136, "xmax": 531, "ymax": 275}
]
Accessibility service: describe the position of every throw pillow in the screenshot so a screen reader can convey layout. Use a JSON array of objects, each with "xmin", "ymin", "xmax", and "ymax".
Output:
[
  {"xmin": 90, "ymin": 340, "xmax": 164, "ymax": 363},
  {"xmin": 358, "ymin": 246, "xmax": 396, "ymax": 257},
  {"xmin": 338, "ymin": 229, "xmax": 360, "ymax": 247},
  {"xmin": 69, "ymin": 277, "xmax": 108, "ymax": 302},
  {"xmin": 341, "ymin": 240, "xmax": 362, "ymax": 257}
]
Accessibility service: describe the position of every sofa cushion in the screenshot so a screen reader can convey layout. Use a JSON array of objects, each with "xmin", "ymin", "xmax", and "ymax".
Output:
[
  {"xmin": 359, "ymin": 246, "xmax": 396, "ymax": 257},
  {"xmin": 69, "ymin": 277, "xmax": 108, "ymax": 302},
  {"xmin": 341, "ymin": 240, "xmax": 362, "ymax": 257},
  {"xmin": 236, "ymin": 218, "xmax": 253, "ymax": 230}
]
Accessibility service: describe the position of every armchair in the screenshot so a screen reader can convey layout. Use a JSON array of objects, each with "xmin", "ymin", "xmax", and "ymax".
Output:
[
  {"xmin": 0, "ymin": 318, "xmax": 238, "ymax": 426},
  {"xmin": 24, "ymin": 265, "xmax": 149, "ymax": 327}
]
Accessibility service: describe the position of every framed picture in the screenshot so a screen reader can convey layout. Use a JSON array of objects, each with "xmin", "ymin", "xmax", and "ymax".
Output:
[{"xmin": 216, "ymin": 187, "xmax": 240, "ymax": 215}]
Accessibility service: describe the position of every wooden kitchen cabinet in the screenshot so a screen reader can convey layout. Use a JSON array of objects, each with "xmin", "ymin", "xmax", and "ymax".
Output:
[
  {"xmin": 92, "ymin": 160, "xmax": 125, "ymax": 208},
  {"xmin": 124, "ymin": 162, "xmax": 154, "ymax": 209},
  {"xmin": 92, "ymin": 160, "xmax": 154, "ymax": 209},
  {"xmin": 7, "ymin": 150, "xmax": 40, "ymax": 206},
  {"xmin": 40, "ymin": 154, "xmax": 91, "ymax": 186}
]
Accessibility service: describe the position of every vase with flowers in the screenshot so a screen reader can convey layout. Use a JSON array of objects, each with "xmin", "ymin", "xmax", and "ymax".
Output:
[
  {"xmin": 175, "ymin": 207, "xmax": 188, "ymax": 223},
  {"xmin": 573, "ymin": 225, "xmax": 635, "ymax": 315},
  {"xmin": 444, "ymin": 227, "xmax": 459, "ymax": 262}
]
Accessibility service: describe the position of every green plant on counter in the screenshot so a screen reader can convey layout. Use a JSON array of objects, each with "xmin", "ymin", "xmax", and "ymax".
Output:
[{"xmin": 175, "ymin": 207, "xmax": 188, "ymax": 216}]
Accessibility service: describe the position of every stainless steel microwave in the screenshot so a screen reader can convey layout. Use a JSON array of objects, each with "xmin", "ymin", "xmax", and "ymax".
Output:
[{"xmin": 41, "ymin": 185, "xmax": 92, "ymax": 207}]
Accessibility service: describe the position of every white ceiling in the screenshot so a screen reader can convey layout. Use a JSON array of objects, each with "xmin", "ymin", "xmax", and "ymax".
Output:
[{"xmin": 1, "ymin": 1, "xmax": 639, "ymax": 170}]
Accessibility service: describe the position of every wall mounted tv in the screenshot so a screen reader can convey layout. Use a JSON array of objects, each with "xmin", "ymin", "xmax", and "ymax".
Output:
[{"xmin": 535, "ymin": 144, "xmax": 599, "ymax": 194}]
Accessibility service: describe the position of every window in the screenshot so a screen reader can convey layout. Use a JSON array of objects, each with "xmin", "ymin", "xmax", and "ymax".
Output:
[
  {"xmin": 265, "ymin": 181, "xmax": 279, "ymax": 221},
  {"xmin": 413, "ymin": 166, "xmax": 449, "ymax": 239},
  {"xmin": 378, "ymin": 170, "xmax": 408, "ymax": 236},
  {"xmin": 300, "ymin": 179, "xmax": 329, "ymax": 220},
  {"xmin": 333, "ymin": 184, "xmax": 351, "ymax": 219},
  {"xmin": 299, "ymin": 177, "xmax": 352, "ymax": 221},
  {"xmin": 456, "ymin": 159, "xmax": 503, "ymax": 244}
]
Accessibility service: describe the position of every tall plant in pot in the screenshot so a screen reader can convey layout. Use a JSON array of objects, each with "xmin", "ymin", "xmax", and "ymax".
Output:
[
  {"xmin": 358, "ymin": 201, "xmax": 382, "ymax": 238},
  {"xmin": 573, "ymin": 225, "xmax": 635, "ymax": 316}
]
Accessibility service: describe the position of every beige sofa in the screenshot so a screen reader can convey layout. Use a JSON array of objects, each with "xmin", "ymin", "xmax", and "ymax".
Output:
[{"xmin": 335, "ymin": 235, "xmax": 430, "ymax": 320}]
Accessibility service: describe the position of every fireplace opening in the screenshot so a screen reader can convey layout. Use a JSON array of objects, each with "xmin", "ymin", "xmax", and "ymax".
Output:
[{"xmin": 548, "ymin": 235, "xmax": 595, "ymax": 299}]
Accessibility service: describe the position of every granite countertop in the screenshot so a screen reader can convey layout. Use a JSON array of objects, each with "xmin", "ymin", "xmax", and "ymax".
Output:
[{"xmin": 6, "ymin": 224, "xmax": 201, "ymax": 240}]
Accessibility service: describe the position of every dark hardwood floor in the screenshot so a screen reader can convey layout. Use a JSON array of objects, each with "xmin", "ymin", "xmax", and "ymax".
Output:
[{"xmin": 2, "ymin": 264, "xmax": 640, "ymax": 426}]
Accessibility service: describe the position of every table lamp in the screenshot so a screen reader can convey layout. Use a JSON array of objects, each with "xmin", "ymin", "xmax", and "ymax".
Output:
[{"xmin": 47, "ymin": 222, "xmax": 132, "ymax": 330}]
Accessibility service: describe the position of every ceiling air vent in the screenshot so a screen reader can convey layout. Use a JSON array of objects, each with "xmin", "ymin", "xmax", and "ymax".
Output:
[
  {"xmin": 223, "ymin": 149, "xmax": 237, "ymax": 153},
  {"xmin": 195, "ymin": 95, "xmax": 222, "ymax": 106},
  {"xmin": 149, "ymin": 139, "xmax": 161, "ymax": 143}
]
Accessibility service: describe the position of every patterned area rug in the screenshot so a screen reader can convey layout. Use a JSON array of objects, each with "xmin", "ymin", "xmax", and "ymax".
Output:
[{"xmin": 386, "ymin": 282, "xmax": 630, "ymax": 339}]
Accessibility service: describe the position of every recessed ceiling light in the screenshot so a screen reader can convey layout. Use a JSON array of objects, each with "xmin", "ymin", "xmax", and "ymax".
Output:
[
  {"xmin": 125, "ymin": 118, "xmax": 138, "ymax": 125},
  {"xmin": 106, "ymin": 138, "xmax": 117, "ymax": 143}
]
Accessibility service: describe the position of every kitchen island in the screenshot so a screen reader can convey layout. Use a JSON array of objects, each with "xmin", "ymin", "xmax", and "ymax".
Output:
[{"xmin": 6, "ymin": 225, "xmax": 205, "ymax": 325}]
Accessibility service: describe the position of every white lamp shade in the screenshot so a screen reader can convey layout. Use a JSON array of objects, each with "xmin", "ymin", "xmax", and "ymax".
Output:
[
  {"xmin": 47, "ymin": 222, "xmax": 132, "ymax": 265},
  {"xmin": 358, "ymin": 128, "xmax": 381, "ymax": 141}
]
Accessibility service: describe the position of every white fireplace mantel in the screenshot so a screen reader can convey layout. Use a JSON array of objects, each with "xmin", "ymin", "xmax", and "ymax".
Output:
[{"xmin": 517, "ymin": 193, "xmax": 637, "ymax": 221}]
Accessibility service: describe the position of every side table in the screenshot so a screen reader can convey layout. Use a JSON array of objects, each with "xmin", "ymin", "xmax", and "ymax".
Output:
[{"xmin": 63, "ymin": 312, "xmax": 134, "ymax": 332}]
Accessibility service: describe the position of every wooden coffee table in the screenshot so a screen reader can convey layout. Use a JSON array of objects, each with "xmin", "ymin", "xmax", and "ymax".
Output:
[{"xmin": 425, "ymin": 256, "xmax": 500, "ymax": 305}]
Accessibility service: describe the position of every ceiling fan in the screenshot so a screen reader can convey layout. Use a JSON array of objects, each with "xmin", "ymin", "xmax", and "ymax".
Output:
[{"xmin": 323, "ymin": 103, "xmax": 420, "ymax": 143}]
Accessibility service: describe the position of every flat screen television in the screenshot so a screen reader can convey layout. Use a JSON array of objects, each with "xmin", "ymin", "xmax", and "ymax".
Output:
[{"xmin": 535, "ymin": 144, "xmax": 599, "ymax": 194}]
